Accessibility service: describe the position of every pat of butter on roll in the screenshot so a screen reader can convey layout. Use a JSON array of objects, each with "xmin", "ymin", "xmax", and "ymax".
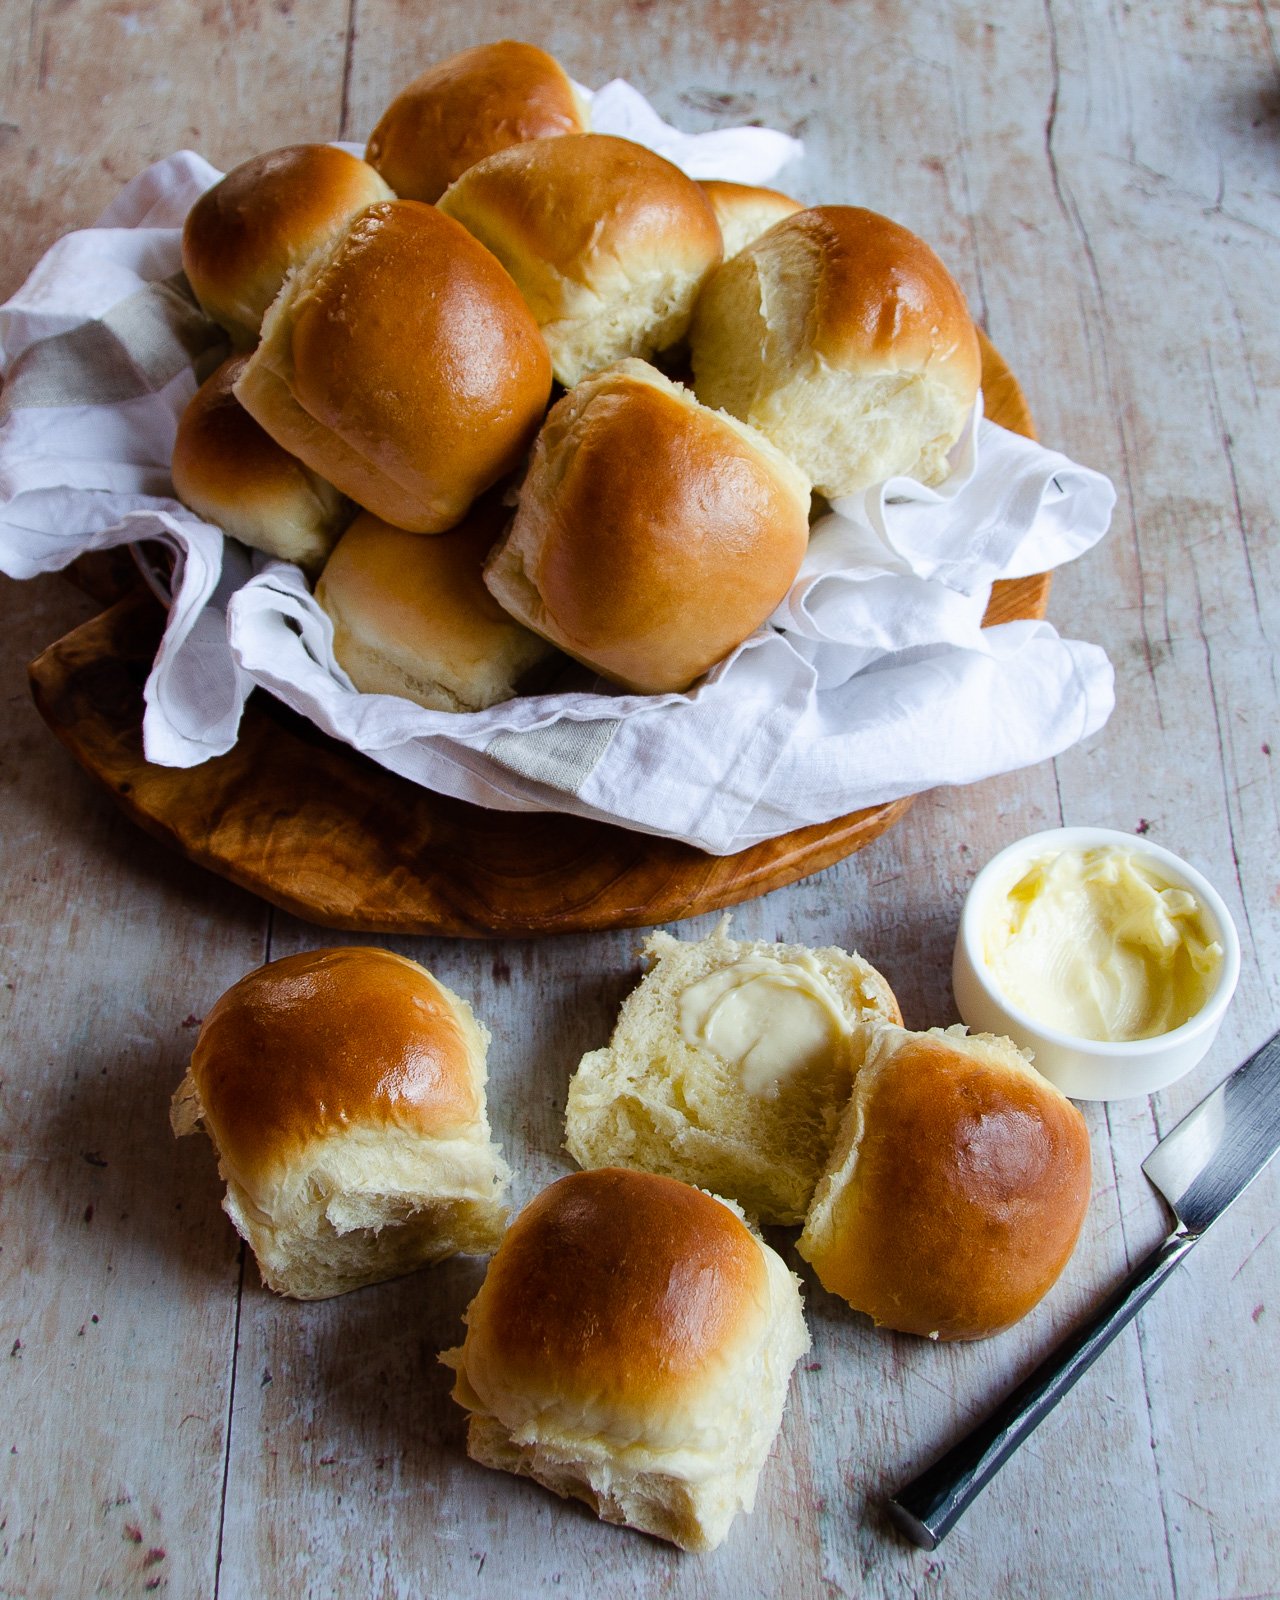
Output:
[
  {"xmin": 677, "ymin": 954, "xmax": 852, "ymax": 1098},
  {"xmin": 983, "ymin": 845, "xmax": 1223, "ymax": 1042}
]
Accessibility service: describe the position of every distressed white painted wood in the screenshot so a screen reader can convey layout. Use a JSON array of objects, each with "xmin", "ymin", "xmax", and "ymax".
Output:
[{"xmin": 2, "ymin": 2, "xmax": 1278, "ymax": 1596}]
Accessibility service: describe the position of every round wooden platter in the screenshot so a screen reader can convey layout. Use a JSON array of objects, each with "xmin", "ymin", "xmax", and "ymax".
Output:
[{"xmin": 28, "ymin": 333, "xmax": 1046, "ymax": 938}]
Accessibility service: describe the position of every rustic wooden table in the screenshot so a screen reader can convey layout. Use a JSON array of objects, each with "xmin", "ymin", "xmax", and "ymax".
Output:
[{"xmin": 2, "ymin": 4, "xmax": 1278, "ymax": 1597}]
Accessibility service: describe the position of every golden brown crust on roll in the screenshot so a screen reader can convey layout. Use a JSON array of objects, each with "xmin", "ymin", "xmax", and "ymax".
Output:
[
  {"xmin": 438, "ymin": 134, "xmax": 722, "ymax": 386},
  {"xmin": 366, "ymin": 40, "xmax": 588, "ymax": 204},
  {"xmin": 798, "ymin": 1025, "xmax": 1091, "ymax": 1340},
  {"xmin": 463, "ymin": 1169, "xmax": 767, "ymax": 1408},
  {"xmin": 690, "ymin": 204, "xmax": 981, "ymax": 496},
  {"xmin": 795, "ymin": 207, "xmax": 978, "ymax": 382},
  {"xmin": 483, "ymin": 359, "xmax": 811, "ymax": 694},
  {"xmin": 181, "ymin": 145, "xmax": 394, "ymax": 347},
  {"xmin": 172, "ymin": 947, "xmax": 511, "ymax": 1298},
  {"xmin": 698, "ymin": 179, "xmax": 803, "ymax": 258},
  {"xmin": 233, "ymin": 200, "xmax": 552, "ymax": 533},
  {"xmin": 171, "ymin": 355, "xmax": 349, "ymax": 572},
  {"xmin": 315, "ymin": 502, "xmax": 559, "ymax": 712},
  {"xmin": 187, "ymin": 948, "xmax": 482, "ymax": 1189},
  {"xmin": 443, "ymin": 1168, "xmax": 810, "ymax": 1551}
]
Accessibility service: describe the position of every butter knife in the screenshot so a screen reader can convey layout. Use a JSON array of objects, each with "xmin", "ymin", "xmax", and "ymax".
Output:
[{"xmin": 888, "ymin": 1026, "xmax": 1280, "ymax": 1550}]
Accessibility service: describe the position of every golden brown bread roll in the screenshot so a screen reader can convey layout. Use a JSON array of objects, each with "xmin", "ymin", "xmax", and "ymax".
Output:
[
  {"xmin": 233, "ymin": 199, "xmax": 552, "ymax": 533},
  {"xmin": 798, "ymin": 1024, "xmax": 1091, "ymax": 1340},
  {"xmin": 314, "ymin": 502, "xmax": 560, "ymax": 712},
  {"xmin": 483, "ymin": 359, "xmax": 811, "ymax": 694},
  {"xmin": 366, "ymin": 39, "xmax": 589, "ymax": 204},
  {"xmin": 442, "ymin": 1168, "xmax": 809, "ymax": 1552},
  {"xmin": 437, "ymin": 133, "xmax": 722, "ymax": 386},
  {"xmin": 565, "ymin": 919, "xmax": 901, "ymax": 1224},
  {"xmin": 170, "ymin": 355, "xmax": 350, "ymax": 572},
  {"xmin": 690, "ymin": 205, "xmax": 981, "ymax": 497},
  {"xmin": 171, "ymin": 947, "xmax": 510, "ymax": 1300},
  {"xmin": 698, "ymin": 178, "xmax": 803, "ymax": 258},
  {"xmin": 181, "ymin": 144, "xmax": 394, "ymax": 348}
]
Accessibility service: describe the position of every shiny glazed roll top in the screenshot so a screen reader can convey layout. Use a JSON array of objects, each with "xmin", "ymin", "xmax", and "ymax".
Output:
[{"xmin": 233, "ymin": 199, "xmax": 552, "ymax": 534}]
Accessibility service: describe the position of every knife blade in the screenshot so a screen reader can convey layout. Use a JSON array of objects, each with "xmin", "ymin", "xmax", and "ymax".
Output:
[{"xmin": 887, "ymin": 1026, "xmax": 1280, "ymax": 1551}]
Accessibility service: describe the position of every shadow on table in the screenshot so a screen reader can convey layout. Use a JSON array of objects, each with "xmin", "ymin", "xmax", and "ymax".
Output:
[{"xmin": 24, "ymin": 1028, "xmax": 243, "ymax": 1297}]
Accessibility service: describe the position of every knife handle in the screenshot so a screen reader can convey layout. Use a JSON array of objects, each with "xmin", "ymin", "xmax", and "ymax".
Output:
[{"xmin": 887, "ymin": 1228, "xmax": 1197, "ymax": 1549}]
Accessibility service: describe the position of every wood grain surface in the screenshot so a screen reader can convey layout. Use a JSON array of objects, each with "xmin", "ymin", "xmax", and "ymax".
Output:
[
  {"xmin": 2, "ymin": 5, "xmax": 1278, "ymax": 1599},
  {"xmin": 25, "ymin": 339, "xmax": 1043, "ymax": 937}
]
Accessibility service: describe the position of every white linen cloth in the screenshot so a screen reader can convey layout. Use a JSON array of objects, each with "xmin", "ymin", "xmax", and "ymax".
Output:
[{"xmin": 0, "ymin": 83, "xmax": 1115, "ymax": 855}]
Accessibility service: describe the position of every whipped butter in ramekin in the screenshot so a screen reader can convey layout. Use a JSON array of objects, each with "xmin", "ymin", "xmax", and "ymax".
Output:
[{"xmin": 954, "ymin": 828, "xmax": 1241, "ymax": 1099}]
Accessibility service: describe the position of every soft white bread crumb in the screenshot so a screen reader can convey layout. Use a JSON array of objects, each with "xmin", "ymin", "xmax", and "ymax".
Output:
[
  {"xmin": 171, "ymin": 947, "xmax": 510, "ymax": 1300},
  {"xmin": 564, "ymin": 917, "xmax": 901, "ymax": 1224},
  {"xmin": 442, "ymin": 1168, "xmax": 809, "ymax": 1551}
]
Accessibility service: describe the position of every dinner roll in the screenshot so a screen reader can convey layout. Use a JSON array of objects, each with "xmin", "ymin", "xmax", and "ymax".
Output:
[
  {"xmin": 234, "ymin": 200, "xmax": 552, "ymax": 533},
  {"xmin": 171, "ymin": 947, "xmax": 510, "ymax": 1300},
  {"xmin": 690, "ymin": 205, "xmax": 981, "ymax": 497},
  {"xmin": 442, "ymin": 1168, "xmax": 809, "ymax": 1552},
  {"xmin": 698, "ymin": 179, "xmax": 802, "ymax": 258},
  {"xmin": 366, "ymin": 40, "xmax": 588, "ymax": 204},
  {"xmin": 437, "ymin": 133, "xmax": 722, "ymax": 386},
  {"xmin": 483, "ymin": 359, "xmax": 811, "ymax": 694},
  {"xmin": 798, "ymin": 1024, "xmax": 1091, "ymax": 1340},
  {"xmin": 181, "ymin": 144, "xmax": 394, "ymax": 348},
  {"xmin": 171, "ymin": 355, "xmax": 349, "ymax": 572},
  {"xmin": 315, "ymin": 502, "xmax": 560, "ymax": 712},
  {"xmin": 565, "ymin": 919, "xmax": 901, "ymax": 1224}
]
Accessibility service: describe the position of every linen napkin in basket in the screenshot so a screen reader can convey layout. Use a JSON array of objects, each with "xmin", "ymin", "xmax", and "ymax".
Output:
[{"xmin": 0, "ymin": 82, "xmax": 1115, "ymax": 855}]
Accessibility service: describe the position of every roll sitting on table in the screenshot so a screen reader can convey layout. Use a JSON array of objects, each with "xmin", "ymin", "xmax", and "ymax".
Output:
[
  {"xmin": 798, "ymin": 1023, "xmax": 1092, "ymax": 1340},
  {"xmin": 442, "ymin": 1167, "xmax": 809, "ymax": 1552},
  {"xmin": 565, "ymin": 919, "xmax": 902, "ymax": 1225},
  {"xmin": 171, "ymin": 947, "xmax": 511, "ymax": 1300}
]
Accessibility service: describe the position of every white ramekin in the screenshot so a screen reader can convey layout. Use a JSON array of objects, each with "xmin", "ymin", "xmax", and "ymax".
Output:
[{"xmin": 952, "ymin": 826, "xmax": 1241, "ymax": 1100}]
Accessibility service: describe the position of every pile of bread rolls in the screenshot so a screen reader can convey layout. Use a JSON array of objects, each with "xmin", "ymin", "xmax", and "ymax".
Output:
[
  {"xmin": 174, "ymin": 920, "xmax": 1090, "ymax": 1552},
  {"xmin": 171, "ymin": 38, "xmax": 982, "ymax": 712},
  {"xmin": 167, "ymin": 40, "xmax": 1040, "ymax": 1555}
]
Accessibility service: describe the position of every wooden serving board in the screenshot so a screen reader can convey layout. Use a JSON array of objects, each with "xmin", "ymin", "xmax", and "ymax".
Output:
[{"xmin": 28, "ymin": 333, "xmax": 1046, "ymax": 937}]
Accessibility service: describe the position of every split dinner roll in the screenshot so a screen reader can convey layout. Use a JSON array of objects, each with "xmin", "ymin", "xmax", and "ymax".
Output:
[
  {"xmin": 798, "ymin": 1024, "xmax": 1092, "ymax": 1340},
  {"xmin": 442, "ymin": 1168, "xmax": 809, "ymax": 1552},
  {"xmin": 565, "ymin": 920, "xmax": 901, "ymax": 1224},
  {"xmin": 483, "ymin": 360, "xmax": 811, "ymax": 694},
  {"xmin": 690, "ymin": 205, "xmax": 981, "ymax": 497},
  {"xmin": 698, "ymin": 179, "xmax": 803, "ymax": 259},
  {"xmin": 366, "ymin": 39, "xmax": 588, "ymax": 204},
  {"xmin": 171, "ymin": 355, "xmax": 349, "ymax": 573},
  {"xmin": 181, "ymin": 144, "xmax": 393, "ymax": 348},
  {"xmin": 315, "ymin": 503, "xmax": 559, "ymax": 712},
  {"xmin": 171, "ymin": 948, "xmax": 510, "ymax": 1300},
  {"xmin": 234, "ymin": 199, "xmax": 552, "ymax": 533},
  {"xmin": 438, "ymin": 133, "xmax": 722, "ymax": 386}
]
